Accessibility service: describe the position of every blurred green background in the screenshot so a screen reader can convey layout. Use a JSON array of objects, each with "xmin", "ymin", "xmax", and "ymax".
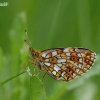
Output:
[{"xmin": 0, "ymin": 0, "xmax": 100, "ymax": 100}]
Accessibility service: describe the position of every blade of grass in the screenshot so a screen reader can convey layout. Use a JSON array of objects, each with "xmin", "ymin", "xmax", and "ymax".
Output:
[
  {"xmin": 46, "ymin": 0, "xmax": 62, "ymax": 48},
  {"xmin": 76, "ymin": 0, "xmax": 92, "ymax": 47},
  {"xmin": 0, "ymin": 70, "xmax": 26, "ymax": 87}
]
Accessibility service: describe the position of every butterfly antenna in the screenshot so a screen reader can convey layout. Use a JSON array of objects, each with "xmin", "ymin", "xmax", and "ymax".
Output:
[{"xmin": 24, "ymin": 30, "xmax": 33, "ymax": 49}]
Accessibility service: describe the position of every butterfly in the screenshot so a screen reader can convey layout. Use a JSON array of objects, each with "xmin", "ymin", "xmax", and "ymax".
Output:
[
  {"xmin": 24, "ymin": 31, "xmax": 96, "ymax": 82},
  {"xmin": 27, "ymin": 45, "xmax": 96, "ymax": 82}
]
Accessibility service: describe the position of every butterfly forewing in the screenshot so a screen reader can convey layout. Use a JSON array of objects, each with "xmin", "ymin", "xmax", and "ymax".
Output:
[{"xmin": 37, "ymin": 47, "xmax": 96, "ymax": 82}]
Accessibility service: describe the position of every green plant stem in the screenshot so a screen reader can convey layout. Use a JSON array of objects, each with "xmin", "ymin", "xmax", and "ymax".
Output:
[{"xmin": 0, "ymin": 70, "xmax": 26, "ymax": 87}]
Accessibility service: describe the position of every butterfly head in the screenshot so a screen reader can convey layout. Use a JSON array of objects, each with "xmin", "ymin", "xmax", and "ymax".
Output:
[
  {"xmin": 29, "ymin": 47, "xmax": 40, "ymax": 58},
  {"xmin": 24, "ymin": 39, "xmax": 39, "ymax": 58},
  {"xmin": 29, "ymin": 47, "xmax": 35, "ymax": 57}
]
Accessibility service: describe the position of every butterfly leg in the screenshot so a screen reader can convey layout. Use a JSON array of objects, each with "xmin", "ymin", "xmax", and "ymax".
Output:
[
  {"xmin": 42, "ymin": 73, "xmax": 47, "ymax": 84},
  {"xmin": 20, "ymin": 59, "xmax": 34, "ymax": 74},
  {"xmin": 26, "ymin": 59, "xmax": 37, "ymax": 76}
]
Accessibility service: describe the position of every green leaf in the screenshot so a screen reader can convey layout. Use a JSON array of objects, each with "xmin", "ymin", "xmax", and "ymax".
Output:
[{"xmin": 30, "ymin": 75, "xmax": 46, "ymax": 100}]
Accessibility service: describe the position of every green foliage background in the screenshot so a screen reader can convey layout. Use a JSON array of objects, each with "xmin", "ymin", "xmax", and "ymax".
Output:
[{"xmin": 0, "ymin": 0, "xmax": 100, "ymax": 100}]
